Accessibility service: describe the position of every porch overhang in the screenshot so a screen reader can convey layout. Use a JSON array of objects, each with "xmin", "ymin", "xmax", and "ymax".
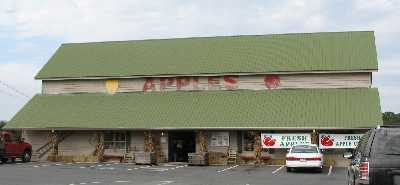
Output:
[{"xmin": 6, "ymin": 88, "xmax": 382, "ymax": 130}]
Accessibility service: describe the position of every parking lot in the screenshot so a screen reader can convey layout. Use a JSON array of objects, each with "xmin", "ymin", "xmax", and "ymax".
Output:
[{"xmin": 0, "ymin": 162, "xmax": 346, "ymax": 185}]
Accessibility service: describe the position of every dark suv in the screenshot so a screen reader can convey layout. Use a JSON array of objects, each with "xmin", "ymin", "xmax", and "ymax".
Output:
[{"xmin": 345, "ymin": 126, "xmax": 400, "ymax": 185}]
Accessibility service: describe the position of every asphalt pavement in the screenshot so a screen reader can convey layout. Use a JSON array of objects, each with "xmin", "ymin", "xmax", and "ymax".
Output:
[{"xmin": 0, "ymin": 162, "xmax": 347, "ymax": 185}]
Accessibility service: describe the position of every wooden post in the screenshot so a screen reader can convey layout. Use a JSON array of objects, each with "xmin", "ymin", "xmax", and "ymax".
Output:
[
  {"xmin": 197, "ymin": 130, "xmax": 208, "ymax": 153},
  {"xmin": 144, "ymin": 131, "xmax": 154, "ymax": 153},
  {"xmin": 311, "ymin": 129, "xmax": 318, "ymax": 144},
  {"xmin": 253, "ymin": 131, "xmax": 262, "ymax": 166},
  {"xmin": 48, "ymin": 130, "xmax": 58, "ymax": 161},
  {"xmin": 93, "ymin": 131, "xmax": 104, "ymax": 162},
  {"xmin": 136, "ymin": 131, "xmax": 156, "ymax": 164},
  {"xmin": 247, "ymin": 131, "xmax": 261, "ymax": 151},
  {"xmin": 152, "ymin": 132, "xmax": 162, "ymax": 163}
]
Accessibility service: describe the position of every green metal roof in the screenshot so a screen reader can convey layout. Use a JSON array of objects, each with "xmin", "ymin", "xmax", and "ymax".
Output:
[
  {"xmin": 6, "ymin": 88, "xmax": 382, "ymax": 129},
  {"xmin": 36, "ymin": 31, "xmax": 378, "ymax": 79}
]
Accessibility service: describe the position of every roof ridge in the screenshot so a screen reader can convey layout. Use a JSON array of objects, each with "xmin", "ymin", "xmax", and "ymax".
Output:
[
  {"xmin": 61, "ymin": 30, "xmax": 374, "ymax": 45},
  {"xmin": 36, "ymin": 31, "xmax": 378, "ymax": 79}
]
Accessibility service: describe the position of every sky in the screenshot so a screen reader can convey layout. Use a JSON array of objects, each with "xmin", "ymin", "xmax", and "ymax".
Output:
[{"xmin": 0, "ymin": 0, "xmax": 399, "ymax": 121}]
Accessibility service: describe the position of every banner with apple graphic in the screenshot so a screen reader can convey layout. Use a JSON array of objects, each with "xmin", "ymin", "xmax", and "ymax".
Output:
[
  {"xmin": 319, "ymin": 134, "xmax": 363, "ymax": 149},
  {"xmin": 261, "ymin": 133, "xmax": 311, "ymax": 148}
]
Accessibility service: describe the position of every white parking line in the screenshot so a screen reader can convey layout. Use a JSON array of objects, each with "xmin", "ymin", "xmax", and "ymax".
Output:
[
  {"xmin": 99, "ymin": 167, "xmax": 115, "ymax": 170},
  {"xmin": 157, "ymin": 181, "xmax": 174, "ymax": 185},
  {"xmin": 163, "ymin": 164, "xmax": 177, "ymax": 167},
  {"xmin": 147, "ymin": 167, "xmax": 169, "ymax": 172},
  {"xmin": 272, "ymin": 165, "xmax": 285, "ymax": 174},
  {"xmin": 90, "ymin": 182, "xmax": 101, "ymax": 184},
  {"xmin": 76, "ymin": 162, "xmax": 98, "ymax": 164},
  {"xmin": 153, "ymin": 169, "xmax": 169, "ymax": 172},
  {"xmin": 115, "ymin": 180, "xmax": 130, "ymax": 183},
  {"xmin": 328, "ymin": 165, "xmax": 333, "ymax": 176},
  {"xmin": 217, "ymin": 165, "xmax": 239, "ymax": 173}
]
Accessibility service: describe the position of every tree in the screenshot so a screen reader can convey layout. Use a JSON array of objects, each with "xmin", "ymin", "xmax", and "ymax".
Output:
[
  {"xmin": 0, "ymin": 120, "xmax": 6, "ymax": 129},
  {"xmin": 382, "ymin": 112, "xmax": 400, "ymax": 124}
]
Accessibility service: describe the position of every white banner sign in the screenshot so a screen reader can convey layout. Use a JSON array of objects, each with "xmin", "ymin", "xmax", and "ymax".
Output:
[
  {"xmin": 319, "ymin": 134, "xmax": 363, "ymax": 149},
  {"xmin": 261, "ymin": 133, "xmax": 312, "ymax": 148}
]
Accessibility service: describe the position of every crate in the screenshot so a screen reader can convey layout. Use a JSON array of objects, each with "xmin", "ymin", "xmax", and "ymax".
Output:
[
  {"xmin": 134, "ymin": 152, "xmax": 156, "ymax": 164},
  {"xmin": 188, "ymin": 152, "xmax": 208, "ymax": 166},
  {"xmin": 208, "ymin": 151, "xmax": 227, "ymax": 165}
]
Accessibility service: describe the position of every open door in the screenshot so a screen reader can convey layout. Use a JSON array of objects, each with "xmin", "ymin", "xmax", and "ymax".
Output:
[{"xmin": 168, "ymin": 131, "xmax": 196, "ymax": 162}]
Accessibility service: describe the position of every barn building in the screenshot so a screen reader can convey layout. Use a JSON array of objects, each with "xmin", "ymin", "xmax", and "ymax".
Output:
[{"xmin": 6, "ymin": 31, "xmax": 382, "ymax": 166}]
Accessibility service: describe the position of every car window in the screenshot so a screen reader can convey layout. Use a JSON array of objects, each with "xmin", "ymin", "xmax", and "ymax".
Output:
[
  {"xmin": 372, "ymin": 128, "xmax": 400, "ymax": 156},
  {"xmin": 3, "ymin": 134, "xmax": 11, "ymax": 142},
  {"xmin": 291, "ymin": 145, "xmax": 318, "ymax": 153}
]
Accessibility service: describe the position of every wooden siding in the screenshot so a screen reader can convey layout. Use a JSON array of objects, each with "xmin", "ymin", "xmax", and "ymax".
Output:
[
  {"xmin": 23, "ymin": 131, "xmax": 96, "ymax": 160},
  {"xmin": 42, "ymin": 73, "xmax": 371, "ymax": 94},
  {"xmin": 58, "ymin": 131, "xmax": 95, "ymax": 156},
  {"xmin": 43, "ymin": 80, "xmax": 107, "ymax": 94},
  {"xmin": 23, "ymin": 130, "xmax": 50, "ymax": 161},
  {"xmin": 130, "ymin": 131, "xmax": 145, "ymax": 152}
]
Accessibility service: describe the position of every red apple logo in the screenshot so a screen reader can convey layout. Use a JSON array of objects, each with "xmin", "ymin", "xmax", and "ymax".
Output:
[
  {"xmin": 263, "ymin": 136, "xmax": 276, "ymax": 147},
  {"xmin": 264, "ymin": 75, "xmax": 281, "ymax": 89},
  {"xmin": 320, "ymin": 135, "xmax": 334, "ymax": 146}
]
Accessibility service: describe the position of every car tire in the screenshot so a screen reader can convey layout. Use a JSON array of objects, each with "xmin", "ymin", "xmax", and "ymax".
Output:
[
  {"xmin": 316, "ymin": 167, "xmax": 323, "ymax": 173},
  {"xmin": 1, "ymin": 158, "xmax": 7, "ymax": 163},
  {"xmin": 286, "ymin": 167, "xmax": 292, "ymax": 172},
  {"xmin": 10, "ymin": 157, "xmax": 16, "ymax": 163},
  {"xmin": 22, "ymin": 151, "xmax": 31, "ymax": 162}
]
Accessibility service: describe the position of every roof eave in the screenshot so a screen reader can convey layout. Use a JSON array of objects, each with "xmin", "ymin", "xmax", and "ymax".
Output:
[
  {"xmin": 4, "ymin": 126, "xmax": 377, "ymax": 131},
  {"xmin": 36, "ymin": 69, "xmax": 378, "ymax": 81}
]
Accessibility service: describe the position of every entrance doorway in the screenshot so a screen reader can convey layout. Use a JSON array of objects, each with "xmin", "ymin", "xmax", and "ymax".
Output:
[{"xmin": 168, "ymin": 131, "xmax": 196, "ymax": 162}]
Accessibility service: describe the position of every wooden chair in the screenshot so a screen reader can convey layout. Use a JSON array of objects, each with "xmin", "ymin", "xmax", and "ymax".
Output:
[
  {"xmin": 123, "ymin": 151, "xmax": 135, "ymax": 163},
  {"xmin": 227, "ymin": 148, "xmax": 237, "ymax": 165}
]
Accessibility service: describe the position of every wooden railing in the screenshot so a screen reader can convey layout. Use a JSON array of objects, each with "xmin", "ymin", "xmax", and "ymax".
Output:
[{"xmin": 34, "ymin": 132, "xmax": 72, "ymax": 159}]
